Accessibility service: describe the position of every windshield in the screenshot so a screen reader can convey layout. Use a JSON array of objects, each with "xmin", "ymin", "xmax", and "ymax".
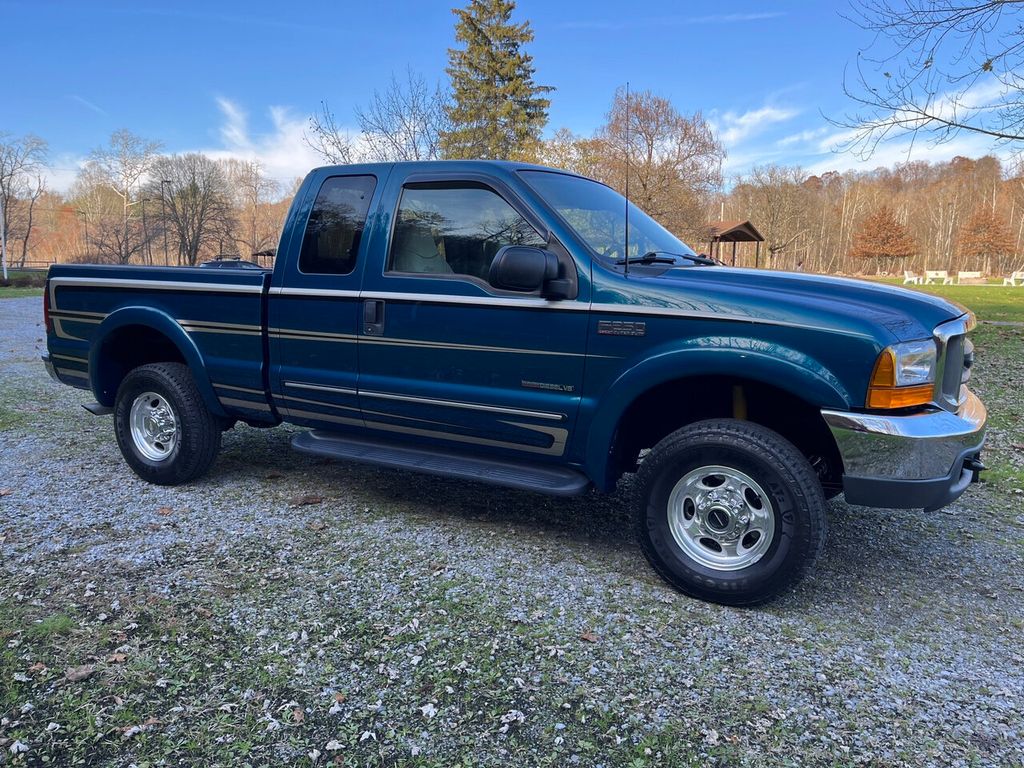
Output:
[{"xmin": 519, "ymin": 170, "xmax": 697, "ymax": 263}]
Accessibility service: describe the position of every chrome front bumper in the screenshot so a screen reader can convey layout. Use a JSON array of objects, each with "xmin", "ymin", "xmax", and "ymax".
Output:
[{"xmin": 821, "ymin": 390, "xmax": 987, "ymax": 511}]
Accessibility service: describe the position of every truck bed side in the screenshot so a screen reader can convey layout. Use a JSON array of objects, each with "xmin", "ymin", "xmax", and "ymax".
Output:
[{"xmin": 46, "ymin": 264, "xmax": 273, "ymax": 421}]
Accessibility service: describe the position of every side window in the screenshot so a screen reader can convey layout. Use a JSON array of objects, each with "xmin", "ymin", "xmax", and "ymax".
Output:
[
  {"xmin": 298, "ymin": 175, "xmax": 376, "ymax": 275},
  {"xmin": 388, "ymin": 182, "xmax": 546, "ymax": 282}
]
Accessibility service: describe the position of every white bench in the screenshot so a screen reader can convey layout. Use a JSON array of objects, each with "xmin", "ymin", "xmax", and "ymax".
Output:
[
  {"xmin": 957, "ymin": 271, "xmax": 985, "ymax": 285},
  {"xmin": 1003, "ymin": 271, "xmax": 1024, "ymax": 287},
  {"xmin": 924, "ymin": 270, "xmax": 953, "ymax": 285},
  {"xmin": 902, "ymin": 270, "xmax": 923, "ymax": 285}
]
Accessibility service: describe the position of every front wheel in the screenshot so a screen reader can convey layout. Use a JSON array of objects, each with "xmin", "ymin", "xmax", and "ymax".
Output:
[
  {"xmin": 114, "ymin": 362, "xmax": 221, "ymax": 485},
  {"xmin": 636, "ymin": 419, "xmax": 826, "ymax": 605}
]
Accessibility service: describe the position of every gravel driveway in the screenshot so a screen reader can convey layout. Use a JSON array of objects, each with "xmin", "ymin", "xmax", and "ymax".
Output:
[{"xmin": 1, "ymin": 295, "xmax": 1022, "ymax": 767}]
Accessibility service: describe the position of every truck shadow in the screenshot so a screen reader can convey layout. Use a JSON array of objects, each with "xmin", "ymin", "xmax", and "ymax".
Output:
[{"xmin": 216, "ymin": 426, "xmax": 1013, "ymax": 619}]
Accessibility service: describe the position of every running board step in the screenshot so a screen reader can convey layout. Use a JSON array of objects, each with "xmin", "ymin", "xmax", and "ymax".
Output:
[{"xmin": 291, "ymin": 430, "xmax": 591, "ymax": 496}]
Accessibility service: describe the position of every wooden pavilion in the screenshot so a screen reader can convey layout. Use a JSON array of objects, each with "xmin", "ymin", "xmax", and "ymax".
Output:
[{"xmin": 705, "ymin": 220, "xmax": 765, "ymax": 267}]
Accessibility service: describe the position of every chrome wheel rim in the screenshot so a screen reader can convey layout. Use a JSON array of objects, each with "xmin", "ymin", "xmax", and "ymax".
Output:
[
  {"xmin": 129, "ymin": 391, "xmax": 178, "ymax": 461},
  {"xmin": 667, "ymin": 465, "xmax": 775, "ymax": 571}
]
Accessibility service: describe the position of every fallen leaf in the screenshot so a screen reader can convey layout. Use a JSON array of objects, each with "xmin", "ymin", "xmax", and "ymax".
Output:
[
  {"xmin": 334, "ymin": 692, "xmax": 346, "ymax": 703},
  {"xmin": 291, "ymin": 495, "xmax": 324, "ymax": 507},
  {"xmin": 65, "ymin": 664, "xmax": 95, "ymax": 682},
  {"xmin": 292, "ymin": 707, "xmax": 305, "ymax": 724},
  {"xmin": 28, "ymin": 662, "xmax": 47, "ymax": 674},
  {"xmin": 194, "ymin": 606, "xmax": 212, "ymax": 619},
  {"xmin": 156, "ymin": 507, "xmax": 173, "ymax": 516},
  {"xmin": 0, "ymin": 488, "xmax": 12, "ymax": 497},
  {"xmin": 580, "ymin": 631, "xmax": 599, "ymax": 643},
  {"xmin": 107, "ymin": 653, "xmax": 127, "ymax": 663}
]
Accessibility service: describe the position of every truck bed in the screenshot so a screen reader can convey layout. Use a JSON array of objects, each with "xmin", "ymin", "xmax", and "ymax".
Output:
[{"xmin": 46, "ymin": 264, "xmax": 272, "ymax": 420}]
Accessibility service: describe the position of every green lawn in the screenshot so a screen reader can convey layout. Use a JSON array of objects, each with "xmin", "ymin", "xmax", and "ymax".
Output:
[
  {"xmin": 0, "ymin": 286, "xmax": 43, "ymax": 299},
  {"xmin": 868, "ymin": 279, "xmax": 1024, "ymax": 323}
]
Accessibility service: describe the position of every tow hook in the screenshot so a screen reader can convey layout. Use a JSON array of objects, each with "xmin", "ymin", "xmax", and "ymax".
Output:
[{"xmin": 963, "ymin": 456, "xmax": 986, "ymax": 483}]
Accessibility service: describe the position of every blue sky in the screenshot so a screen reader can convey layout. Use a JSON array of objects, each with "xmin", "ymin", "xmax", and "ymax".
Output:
[{"xmin": 4, "ymin": 0, "xmax": 1011, "ymax": 192}]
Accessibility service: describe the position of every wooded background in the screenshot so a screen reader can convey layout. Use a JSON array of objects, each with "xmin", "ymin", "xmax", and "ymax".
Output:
[{"xmin": 2, "ymin": 0, "xmax": 1022, "ymax": 277}]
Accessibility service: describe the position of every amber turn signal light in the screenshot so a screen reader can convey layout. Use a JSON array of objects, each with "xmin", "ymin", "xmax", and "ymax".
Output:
[{"xmin": 866, "ymin": 348, "xmax": 933, "ymax": 409}]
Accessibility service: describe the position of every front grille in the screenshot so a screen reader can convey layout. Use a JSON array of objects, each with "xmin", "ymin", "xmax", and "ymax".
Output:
[
  {"xmin": 940, "ymin": 334, "xmax": 965, "ymax": 405},
  {"xmin": 933, "ymin": 313, "xmax": 975, "ymax": 411}
]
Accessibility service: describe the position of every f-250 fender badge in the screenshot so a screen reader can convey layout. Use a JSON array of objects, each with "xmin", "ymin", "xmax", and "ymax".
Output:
[{"xmin": 597, "ymin": 320, "xmax": 646, "ymax": 337}]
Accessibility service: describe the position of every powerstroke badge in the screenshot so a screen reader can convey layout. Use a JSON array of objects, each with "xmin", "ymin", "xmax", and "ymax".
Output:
[{"xmin": 597, "ymin": 320, "xmax": 646, "ymax": 337}]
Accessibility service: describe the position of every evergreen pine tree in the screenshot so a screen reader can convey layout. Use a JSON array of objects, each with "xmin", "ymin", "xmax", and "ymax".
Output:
[{"xmin": 442, "ymin": 0, "xmax": 552, "ymax": 160}]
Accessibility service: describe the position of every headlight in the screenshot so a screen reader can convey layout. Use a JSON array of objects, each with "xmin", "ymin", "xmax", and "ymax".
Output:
[{"xmin": 866, "ymin": 340, "xmax": 937, "ymax": 409}]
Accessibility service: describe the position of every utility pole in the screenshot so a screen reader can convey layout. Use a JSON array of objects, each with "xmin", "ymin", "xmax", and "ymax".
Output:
[
  {"xmin": 160, "ymin": 179, "xmax": 171, "ymax": 266},
  {"xmin": 0, "ymin": 193, "xmax": 7, "ymax": 282}
]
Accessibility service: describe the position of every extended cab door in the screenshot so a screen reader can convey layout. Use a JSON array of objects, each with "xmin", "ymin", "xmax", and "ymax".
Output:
[
  {"xmin": 356, "ymin": 172, "xmax": 589, "ymax": 461},
  {"xmin": 267, "ymin": 170, "xmax": 384, "ymax": 430}
]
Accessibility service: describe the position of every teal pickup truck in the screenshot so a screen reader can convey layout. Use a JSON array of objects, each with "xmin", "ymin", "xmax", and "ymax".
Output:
[{"xmin": 43, "ymin": 161, "xmax": 986, "ymax": 604}]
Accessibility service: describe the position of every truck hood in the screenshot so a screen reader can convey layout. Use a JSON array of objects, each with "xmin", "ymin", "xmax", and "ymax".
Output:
[{"xmin": 624, "ymin": 266, "xmax": 967, "ymax": 343}]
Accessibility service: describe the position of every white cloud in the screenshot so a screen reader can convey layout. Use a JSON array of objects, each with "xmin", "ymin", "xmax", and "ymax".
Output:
[
  {"xmin": 715, "ymin": 106, "xmax": 799, "ymax": 146},
  {"xmin": 201, "ymin": 97, "xmax": 331, "ymax": 188}
]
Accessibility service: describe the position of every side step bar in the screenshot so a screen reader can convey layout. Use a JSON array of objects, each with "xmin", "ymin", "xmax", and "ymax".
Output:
[
  {"xmin": 82, "ymin": 402, "xmax": 113, "ymax": 416},
  {"xmin": 291, "ymin": 430, "xmax": 591, "ymax": 496}
]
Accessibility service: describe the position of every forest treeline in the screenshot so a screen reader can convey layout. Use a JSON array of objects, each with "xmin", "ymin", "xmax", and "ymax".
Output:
[{"xmin": 2, "ymin": 0, "xmax": 1022, "ymax": 276}]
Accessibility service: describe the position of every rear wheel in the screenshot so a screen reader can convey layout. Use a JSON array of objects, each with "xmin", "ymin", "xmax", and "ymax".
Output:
[
  {"xmin": 114, "ymin": 363, "xmax": 221, "ymax": 485},
  {"xmin": 636, "ymin": 419, "xmax": 826, "ymax": 605}
]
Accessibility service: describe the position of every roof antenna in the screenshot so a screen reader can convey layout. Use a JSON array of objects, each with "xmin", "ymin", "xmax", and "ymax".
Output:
[{"xmin": 623, "ymin": 81, "xmax": 631, "ymax": 278}]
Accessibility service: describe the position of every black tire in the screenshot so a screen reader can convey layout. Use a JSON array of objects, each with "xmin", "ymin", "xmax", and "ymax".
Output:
[
  {"xmin": 636, "ymin": 419, "xmax": 826, "ymax": 606},
  {"xmin": 114, "ymin": 362, "xmax": 221, "ymax": 485}
]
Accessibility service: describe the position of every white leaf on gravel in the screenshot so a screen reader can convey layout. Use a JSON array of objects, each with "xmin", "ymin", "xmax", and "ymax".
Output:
[
  {"xmin": 155, "ymin": 678, "xmax": 169, "ymax": 688},
  {"xmin": 308, "ymin": 748, "xmax": 321, "ymax": 761},
  {"xmin": 359, "ymin": 730, "xmax": 376, "ymax": 742},
  {"xmin": 419, "ymin": 702, "xmax": 437, "ymax": 719},
  {"xmin": 325, "ymin": 739, "xmax": 343, "ymax": 751},
  {"xmin": 410, "ymin": 655, "xmax": 422, "ymax": 666},
  {"xmin": 329, "ymin": 700, "xmax": 344, "ymax": 715},
  {"xmin": 217, "ymin": 703, "xmax": 235, "ymax": 712},
  {"xmin": 13, "ymin": 672, "xmax": 30, "ymax": 682},
  {"xmin": 46, "ymin": 723, "xmax": 60, "ymax": 732},
  {"xmin": 265, "ymin": 717, "xmax": 281, "ymax": 732},
  {"xmin": 19, "ymin": 702, "xmax": 33, "ymax": 714},
  {"xmin": 704, "ymin": 728, "xmax": 720, "ymax": 746},
  {"xmin": 110, "ymin": 599, "xmax": 120, "ymax": 612},
  {"xmin": 500, "ymin": 709, "xmax": 526, "ymax": 725},
  {"xmin": 9, "ymin": 740, "xmax": 28, "ymax": 754},
  {"xmin": 97, "ymin": 613, "xmax": 108, "ymax": 622}
]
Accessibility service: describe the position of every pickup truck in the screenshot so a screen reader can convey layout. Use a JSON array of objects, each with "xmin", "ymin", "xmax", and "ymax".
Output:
[{"xmin": 43, "ymin": 160, "xmax": 987, "ymax": 605}]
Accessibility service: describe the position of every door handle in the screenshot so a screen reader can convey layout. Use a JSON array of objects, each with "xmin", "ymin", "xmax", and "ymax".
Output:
[{"xmin": 363, "ymin": 299, "xmax": 385, "ymax": 336}]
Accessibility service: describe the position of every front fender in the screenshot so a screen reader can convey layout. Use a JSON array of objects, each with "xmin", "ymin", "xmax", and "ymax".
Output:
[
  {"xmin": 89, "ymin": 306, "xmax": 226, "ymax": 417},
  {"xmin": 582, "ymin": 337, "xmax": 853, "ymax": 489}
]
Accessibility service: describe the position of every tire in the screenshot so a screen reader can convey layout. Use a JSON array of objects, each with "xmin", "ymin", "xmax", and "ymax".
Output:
[
  {"xmin": 114, "ymin": 362, "xmax": 221, "ymax": 485},
  {"xmin": 635, "ymin": 419, "xmax": 826, "ymax": 606}
]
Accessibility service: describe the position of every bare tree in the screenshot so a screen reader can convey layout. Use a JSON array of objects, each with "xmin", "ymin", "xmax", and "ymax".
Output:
[
  {"xmin": 149, "ymin": 154, "xmax": 235, "ymax": 265},
  {"xmin": 355, "ymin": 69, "xmax": 451, "ymax": 161},
  {"xmin": 306, "ymin": 102, "xmax": 355, "ymax": 164},
  {"xmin": 0, "ymin": 133, "xmax": 48, "ymax": 277},
  {"xmin": 837, "ymin": 0, "xmax": 1024, "ymax": 157},
  {"xmin": 80, "ymin": 130, "xmax": 162, "ymax": 263},
  {"xmin": 222, "ymin": 158, "xmax": 281, "ymax": 257},
  {"xmin": 595, "ymin": 88, "xmax": 724, "ymax": 239},
  {"xmin": 539, "ymin": 128, "xmax": 605, "ymax": 177},
  {"xmin": 731, "ymin": 166, "xmax": 811, "ymax": 268}
]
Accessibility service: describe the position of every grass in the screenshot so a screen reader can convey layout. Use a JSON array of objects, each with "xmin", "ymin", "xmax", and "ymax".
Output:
[
  {"xmin": 0, "ymin": 286, "xmax": 43, "ymax": 299},
  {"xmin": 867, "ymin": 279, "xmax": 1024, "ymax": 322}
]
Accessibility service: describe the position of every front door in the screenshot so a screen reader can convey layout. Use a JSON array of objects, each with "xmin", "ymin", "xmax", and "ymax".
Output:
[{"xmin": 357, "ymin": 177, "xmax": 589, "ymax": 461}]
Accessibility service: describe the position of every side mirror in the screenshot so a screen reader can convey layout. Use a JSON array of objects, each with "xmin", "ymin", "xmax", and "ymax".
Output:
[{"xmin": 489, "ymin": 246, "xmax": 565, "ymax": 296}]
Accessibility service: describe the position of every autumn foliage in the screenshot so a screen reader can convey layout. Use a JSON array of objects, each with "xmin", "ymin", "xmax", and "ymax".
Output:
[
  {"xmin": 959, "ymin": 208, "xmax": 1016, "ymax": 270},
  {"xmin": 849, "ymin": 206, "xmax": 919, "ymax": 270}
]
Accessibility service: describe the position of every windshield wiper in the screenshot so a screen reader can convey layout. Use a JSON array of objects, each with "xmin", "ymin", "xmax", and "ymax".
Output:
[
  {"xmin": 615, "ymin": 251, "xmax": 678, "ymax": 266},
  {"xmin": 616, "ymin": 251, "xmax": 715, "ymax": 266}
]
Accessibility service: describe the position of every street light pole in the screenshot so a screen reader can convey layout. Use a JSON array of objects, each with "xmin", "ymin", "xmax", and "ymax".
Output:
[
  {"xmin": 159, "ymin": 179, "xmax": 171, "ymax": 266},
  {"xmin": 0, "ymin": 193, "xmax": 7, "ymax": 282}
]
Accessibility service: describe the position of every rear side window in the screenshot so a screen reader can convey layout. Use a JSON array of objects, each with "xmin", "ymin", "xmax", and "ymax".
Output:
[
  {"xmin": 299, "ymin": 175, "xmax": 376, "ymax": 275},
  {"xmin": 388, "ymin": 182, "xmax": 546, "ymax": 281}
]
